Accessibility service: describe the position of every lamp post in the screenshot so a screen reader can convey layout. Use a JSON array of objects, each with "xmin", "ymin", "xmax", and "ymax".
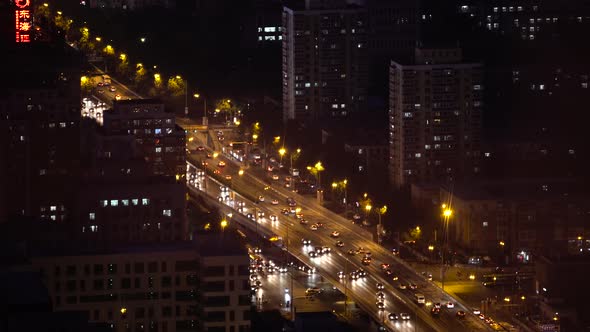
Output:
[
  {"xmin": 194, "ymin": 93, "xmax": 208, "ymax": 125},
  {"xmin": 441, "ymin": 205, "xmax": 453, "ymax": 291},
  {"xmin": 377, "ymin": 205, "xmax": 387, "ymax": 245}
]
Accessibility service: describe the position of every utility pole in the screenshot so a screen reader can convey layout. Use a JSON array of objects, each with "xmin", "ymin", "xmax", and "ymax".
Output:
[{"xmin": 184, "ymin": 79, "xmax": 188, "ymax": 117}]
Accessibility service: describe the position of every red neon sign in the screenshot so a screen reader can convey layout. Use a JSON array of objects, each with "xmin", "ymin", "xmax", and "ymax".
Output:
[{"xmin": 15, "ymin": 1, "xmax": 32, "ymax": 43}]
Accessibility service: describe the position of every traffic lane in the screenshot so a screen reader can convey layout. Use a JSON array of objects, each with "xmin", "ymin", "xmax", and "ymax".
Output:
[{"xmin": 186, "ymin": 163, "xmax": 482, "ymax": 332}]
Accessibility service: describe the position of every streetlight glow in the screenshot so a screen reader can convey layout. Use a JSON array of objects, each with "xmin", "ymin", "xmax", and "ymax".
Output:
[
  {"xmin": 443, "ymin": 208, "xmax": 452, "ymax": 217},
  {"xmin": 279, "ymin": 148, "xmax": 286, "ymax": 156}
]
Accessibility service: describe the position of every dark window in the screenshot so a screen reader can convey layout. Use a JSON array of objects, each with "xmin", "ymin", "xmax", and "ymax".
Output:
[
  {"xmin": 175, "ymin": 260, "xmax": 198, "ymax": 272},
  {"xmin": 93, "ymin": 279, "xmax": 104, "ymax": 290},
  {"xmin": 55, "ymin": 296, "xmax": 60, "ymax": 306},
  {"xmin": 238, "ymin": 295, "xmax": 251, "ymax": 306},
  {"xmin": 66, "ymin": 280, "xmax": 76, "ymax": 291},
  {"xmin": 108, "ymin": 264, "xmax": 117, "ymax": 274},
  {"xmin": 66, "ymin": 296, "xmax": 77, "ymax": 304},
  {"xmin": 161, "ymin": 262, "xmax": 167, "ymax": 273},
  {"xmin": 107, "ymin": 278, "xmax": 113, "ymax": 290},
  {"xmin": 229, "ymin": 280, "xmax": 234, "ymax": 291},
  {"xmin": 134, "ymin": 263, "xmax": 144, "ymax": 273},
  {"xmin": 148, "ymin": 276, "xmax": 154, "ymax": 288},
  {"xmin": 204, "ymin": 266, "xmax": 225, "ymax": 277},
  {"xmin": 242, "ymin": 280, "xmax": 249, "ymax": 290},
  {"xmin": 175, "ymin": 291, "xmax": 196, "ymax": 301},
  {"xmin": 55, "ymin": 282, "xmax": 60, "ymax": 291},
  {"xmin": 94, "ymin": 264, "xmax": 103, "ymax": 275},
  {"xmin": 206, "ymin": 311, "xmax": 226, "ymax": 322},
  {"xmin": 121, "ymin": 278, "xmax": 131, "ymax": 289},
  {"xmin": 134, "ymin": 277, "xmax": 141, "ymax": 288},
  {"xmin": 243, "ymin": 310, "xmax": 251, "ymax": 321},
  {"xmin": 84, "ymin": 265, "xmax": 90, "ymax": 275},
  {"xmin": 93, "ymin": 309, "xmax": 99, "ymax": 320},
  {"xmin": 80, "ymin": 280, "xmax": 86, "ymax": 291},
  {"xmin": 136, "ymin": 307, "xmax": 145, "ymax": 319},
  {"xmin": 162, "ymin": 306, "xmax": 172, "ymax": 317},
  {"xmin": 208, "ymin": 328, "xmax": 225, "ymax": 332},
  {"xmin": 186, "ymin": 274, "xmax": 198, "ymax": 286},
  {"xmin": 55, "ymin": 266, "xmax": 61, "ymax": 276},
  {"xmin": 161, "ymin": 276, "xmax": 172, "ymax": 287},
  {"xmin": 175, "ymin": 276, "xmax": 180, "ymax": 286},
  {"xmin": 148, "ymin": 262, "xmax": 158, "ymax": 273},
  {"xmin": 66, "ymin": 265, "xmax": 76, "ymax": 276},
  {"xmin": 239, "ymin": 324, "xmax": 250, "ymax": 332},
  {"xmin": 205, "ymin": 296, "xmax": 230, "ymax": 307},
  {"xmin": 229, "ymin": 265, "xmax": 234, "ymax": 275},
  {"xmin": 229, "ymin": 310, "xmax": 235, "ymax": 321},
  {"xmin": 204, "ymin": 281, "xmax": 225, "ymax": 292},
  {"xmin": 125, "ymin": 263, "xmax": 131, "ymax": 274}
]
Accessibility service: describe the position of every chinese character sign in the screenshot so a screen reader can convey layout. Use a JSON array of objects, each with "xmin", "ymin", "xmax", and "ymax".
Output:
[{"xmin": 15, "ymin": 0, "xmax": 32, "ymax": 43}]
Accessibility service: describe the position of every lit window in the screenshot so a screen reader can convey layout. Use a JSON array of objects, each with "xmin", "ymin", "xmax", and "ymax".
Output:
[
  {"xmin": 49, "ymin": 123, "xmax": 56, "ymax": 128},
  {"xmin": 582, "ymin": 83, "xmax": 588, "ymax": 89},
  {"xmin": 415, "ymin": 153, "xmax": 422, "ymax": 158},
  {"xmin": 473, "ymin": 85, "xmax": 482, "ymax": 90},
  {"xmin": 258, "ymin": 36, "xmax": 262, "ymax": 41},
  {"xmin": 305, "ymin": 83, "xmax": 311, "ymax": 87},
  {"xmin": 425, "ymin": 145, "xmax": 431, "ymax": 150},
  {"xmin": 89, "ymin": 212, "xmax": 95, "ymax": 220},
  {"xmin": 100, "ymin": 200, "xmax": 108, "ymax": 207},
  {"xmin": 264, "ymin": 36, "xmax": 275, "ymax": 41},
  {"xmin": 90, "ymin": 225, "xmax": 99, "ymax": 232},
  {"xmin": 166, "ymin": 128, "xmax": 173, "ymax": 134},
  {"xmin": 332, "ymin": 104, "xmax": 339, "ymax": 109},
  {"xmin": 39, "ymin": 169, "xmax": 46, "ymax": 175},
  {"xmin": 358, "ymin": 149, "xmax": 363, "ymax": 155},
  {"xmin": 358, "ymin": 165, "xmax": 364, "ymax": 172},
  {"xmin": 50, "ymin": 206, "xmax": 57, "ymax": 211},
  {"xmin": 155, "ymin": 128, "xmax": 162, "ymax": 135},
  {"xmin": 155, "ymin": 147, "xmax": 162, "ymax": 153},
  {"xmin": 163, "ymin": 209, "xmax": 172, "ymax": 217},
  {"xmin": 483, "ymin": 221, "xmax": 488, "ymax": 227},
  {"xmin": 264, "ymin": 27, "xmax": 276, "ymax": 32},
  {"xmin": 403, "ymin": 112, "xmax": 412, "ymax": 118},
  {"xmin": 122, "ymin": 199, "xmax": 129, "ymax": 206},
  {"xmin": 341, "ymin": 104, "xmax": 345, "ymax": 108},
  {"xmin": 142, "ymin": 198, "xmax": 150, "ymax": 206},
  {"xmin": 110, "ymin": 200, "xmax": 118, "ymax": 207},
  {"xmin": 50, "ymin": 215, "xmax": 56, "ymax": 221},
  {"xmin": 132, "ymin": 199, "xmax": 139, "ymax": 206},
  {"xmin": 59, "ymin": 122, "xmax": 66, "ymax": 128}
]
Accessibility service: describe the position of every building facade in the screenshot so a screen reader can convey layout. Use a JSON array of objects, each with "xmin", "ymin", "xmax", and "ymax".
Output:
[
  {"xmin": 0, "ymin": 43, "xmax": 82, "ymax": 223},
  {"xmin": 104, "ymin": 99, "xmax": 186, "ymax": 178},
  {"xmin": 282, "ymin": 3, "xmax": 368, "ymax": 122},
  {"xmin": 30, "ymin": 238, "xmax": 251, "ymax": 332},
  {"xmin": 389, "ymin": 47, "xmax": 483, "ymax": 188}
]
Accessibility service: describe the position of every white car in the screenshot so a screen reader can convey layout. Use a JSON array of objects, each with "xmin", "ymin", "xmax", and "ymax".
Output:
[
  {"xmin": 473, "ymin": 308, "xmax": 481, "ymax": 315},
  {"xmin": 400, "ymin": 313, "xmax": 410, "ymax": 320},
  {"xmin": 271, "ymin": 199, "xmax": 279, "ymax": 205},
  {"xmin": 272, "ymin": 174, "xmax": 279, "ymax": 180},
  {"xmin": 446, "ymin": 302, "xmax": 455, "ymax": 309},
  {"xmin": 302, "ymin": 239, "xmax": 311, "ymax": 246},
  {"xmin": 270, "ymin": 215, "xmax": 278, "ymax": 222},
  {"xmin": 310, "ymin": 224, "xmax": 318, "ymax": 231},
  {"xmin": 331, "ymin": 231, "xmax": 340, "ymax": 237},
  {"xmin": 377, "ymin": 283, "xmax": 385, "ymax": 290},
  {"xmin": 258, "ymin": 195, "xmax": 265, "ymax": 202}
]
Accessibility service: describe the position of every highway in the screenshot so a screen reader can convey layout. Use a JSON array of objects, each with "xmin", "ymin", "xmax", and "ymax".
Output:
[{"xmin": 185, "ymin": 142, "xmax": 494, "ymax": 332}]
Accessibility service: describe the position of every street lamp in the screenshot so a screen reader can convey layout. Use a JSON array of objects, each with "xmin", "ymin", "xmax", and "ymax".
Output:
[
  {"xmin": 194, "ymin": 93, "xmax": 208, "ymax": 125},
  {"xmin": 441, "ymin": 205, "xmax": 453, "ymax": 291},
  {"xmin": 279, "ymin": 147, "xmax": 286, "ymax": 164},
  {"xmin": 377, "ymin": 205, "xmax": 387, "ymax": 244}
]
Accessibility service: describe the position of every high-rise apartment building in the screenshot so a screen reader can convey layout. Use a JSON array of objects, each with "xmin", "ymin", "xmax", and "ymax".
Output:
[
  {"xmin": 103, "ymin": 99, "xmax": 186, "ymax": 178},
  {"xmin": 282, "ymin": 2, "xmax": 368, "ymax": 122},
  {"xmin": 0, "ymin": 43, "xmax": 83, "ymax": 222},
  {"xmin": 389, "ymin": 47, "xmax": 483, "ymax": 188}
]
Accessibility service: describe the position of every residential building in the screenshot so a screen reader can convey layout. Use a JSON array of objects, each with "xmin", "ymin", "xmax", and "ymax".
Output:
[
  {"xmin": 86, "ymin": 0, "xmax": 176, "ymax": 10},
  {"xmin": 282, "ymin": 2, "xmax": 368, "ymax": 122},
  {"xmin": 103, "ymin": 99, "xmax": 186, "ymax": 178},
  {"xmin": 0, "ymin": 42, "xmax": 83, "ymax": 223},
  {"xmin": 28, "ymin": 234, "xmax": 251, "ymax": 332},
  {"xmin": 389, "ymin": 47, "xmax": 482, "ymax": 188}
]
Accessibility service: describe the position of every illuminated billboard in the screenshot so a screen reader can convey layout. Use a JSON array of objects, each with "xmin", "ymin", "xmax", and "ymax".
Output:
[{"xmin": 15, "ymin": 0, "xmax": 32, "ymax": 43}]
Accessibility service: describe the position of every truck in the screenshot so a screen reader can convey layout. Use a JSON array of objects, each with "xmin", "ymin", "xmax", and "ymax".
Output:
[{"xmin": 415, "ymin": 293, "xmax": 425, "ymax": 304}]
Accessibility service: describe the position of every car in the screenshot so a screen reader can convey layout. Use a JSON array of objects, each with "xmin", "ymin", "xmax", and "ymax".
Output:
[
  {"xmin": 400, "ymin": 313, "xmax": 410, "ymax": 320},
  {"xmin": 270, "ymin": 215, "xmax": 278, "ymax": 222},
  {"xmin": 357, "ymin": 247, "xmax": 365, "ymax": 254},
  {"xmin": 97, "ymin": 82, "xmax": 104, "ymax": 87},
  {"xmin": 392, "ymin": 276, "xmax": 399, "ymax": 281},
  {"xmin": 218, "ymin": 136, "xmax": 224, "ymax": 141},
  {"xmin": 380, "ymin": 263, "xmax": 390, "ymax": 270},
  {"xmin": 391, "ymin": 248, "xmax": 400, "ymax": 255},
  {"xmin": 456, "ymin": 310, "xmax": 466, "ymax": 318},
  {"xmin": 376, "ymin": 283, "xmax": 385, "ymax": 290},
  {"xmin": 434, "ymin": 302, "xmax": 441, "ymax": 309},
  {"xmin": 308, "ymin": 251, "xmax": 318, "ymax": 258},
  {"xmin": 321, "ymin": 246, "xmax": 331, "ymax": 254},
  {"xmin": 306, "ymin": 287, "xmax": 321, "ymax": 295},
  {"xmin": 98, "ymin": 89, "xmax": 104, "ymax": 94},
  {"xmin": 258, "ymin": 195, "xmax": 265, "ymax": 202},
  {"xmin": 478, "ymin": 313, "xmax": 485, "ymax": 320},
  {"xmin": 271, "ymin": 199, "xmax": 279, "ymax": 205},
  {"xmin": 431, "ymin": 307, "xmax": 441, "ymax": 316},
  {"xmin": 347, "ymin": 249, "xmax": 356, "ymax": 255},
  {"xmin": 302, "ymin": 239, "xmax": 311, "ymax": 245},
  {"xmin": 295, "ymin": 213, "xmax": 304, "ymax": 219},
  {"xmin": 218, "ymin": 161, "xmax": 226, "ymax": 167},
  {"xmin": 356, "ymin": 269, "xmax": 367, "ymax": 277},
  {"xmin": 364, "ymin": 251, "xmax": 372, "ymax": 258},
  {"xmin": 388, "ymin": 313, "xmax": 399, "ymax": 321},
  {"xmin": 398, "ymin": 284, "xmax": 407, "ymax": 290},
  {"xmin": 376, "ymin": 302, "xmax": 385, "ymax": 310},
  {"xmin": 246, "ymin": 213, "xmax": 255, "ymax": 220},
  {"xmin": 484, "ymin": 317, "xmax": 494, "ymax": 324},
  {"xmin": 299, "ymin": 218, "xmax": 308, "ymax": 225},
  {"xmin": 446, "ymin": 302, "xmax": 454, "ymax": 309},
  {"xmin": 225, "ymin": 175, "xmax": 232, "ymax": 180},
  {"xmin": 310, "ymin": 224, "xmax": 318, "ymax": 231},
  {"xmin": 362, "ymin": 258, "xmax": 371, "ymax": 265},
  {"xmin": 109, "ymin": 86, "xmax": 116, "ymax": 92},
  {"xmin": 353, "ymin": 213, "xmax": 362, "ymax": 220},
  {"xmin": 103, "ymin": 81, "xmax": 110, "ymax": 86},
  {"xmin": 272, "ymin": 174, "xmax": 279, "ymax": 180},
  {"xmin": 337, "ymin": 271, "xmax": 345, "ymax": 279},
  {"xmin": 473, "ymin": 308, "xmax": 481, "ymax": 315},
  {"xmin": 115, "ymin": 94, "xmax": 121, "ymax": 100},
  {"xmin": 316, "ymin": 222, "xmax": 324, "ymax": 228},
  {"xmin": 409, "ymin": 283, "xmax": 418, "ymax": 290},
  {"xmin": 197, "ymin": 146, "xmax": 205, "ymax": 151},
  {"xmin": 331, "ymin": 231, "xmax": 340, "ymax": 237},
  {"xmin": 213, "ymin": 169, "xmax": 221, "ymax": 174},
  {"xmin": 384, "ymin": 269, "xmax": 393, "ymax": 276},
  {"xmin": 281, "ymin": 208, "xmax": 289, "ymax": 215},
  {"xmin": 376, "ymin": 292, "xmax": 385, "ymax": 299},
  {"xmin": 349, "ymin": 272, "xmax": 359, "ymax": 280},
  {"xmin": 335, "ymin": 241, "xmax": 344, "ymax": 247}
]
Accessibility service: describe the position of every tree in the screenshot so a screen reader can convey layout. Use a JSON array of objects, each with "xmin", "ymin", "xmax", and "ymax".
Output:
[{"xmin": 167, "ymin": 76, "xmax": 185, "ymax": 97}]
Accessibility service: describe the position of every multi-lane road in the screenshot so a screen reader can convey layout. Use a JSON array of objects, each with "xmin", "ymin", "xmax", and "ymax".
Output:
[{"xmin": 184, "ymin": 141, "xmax": 493, "ymax": 332}]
